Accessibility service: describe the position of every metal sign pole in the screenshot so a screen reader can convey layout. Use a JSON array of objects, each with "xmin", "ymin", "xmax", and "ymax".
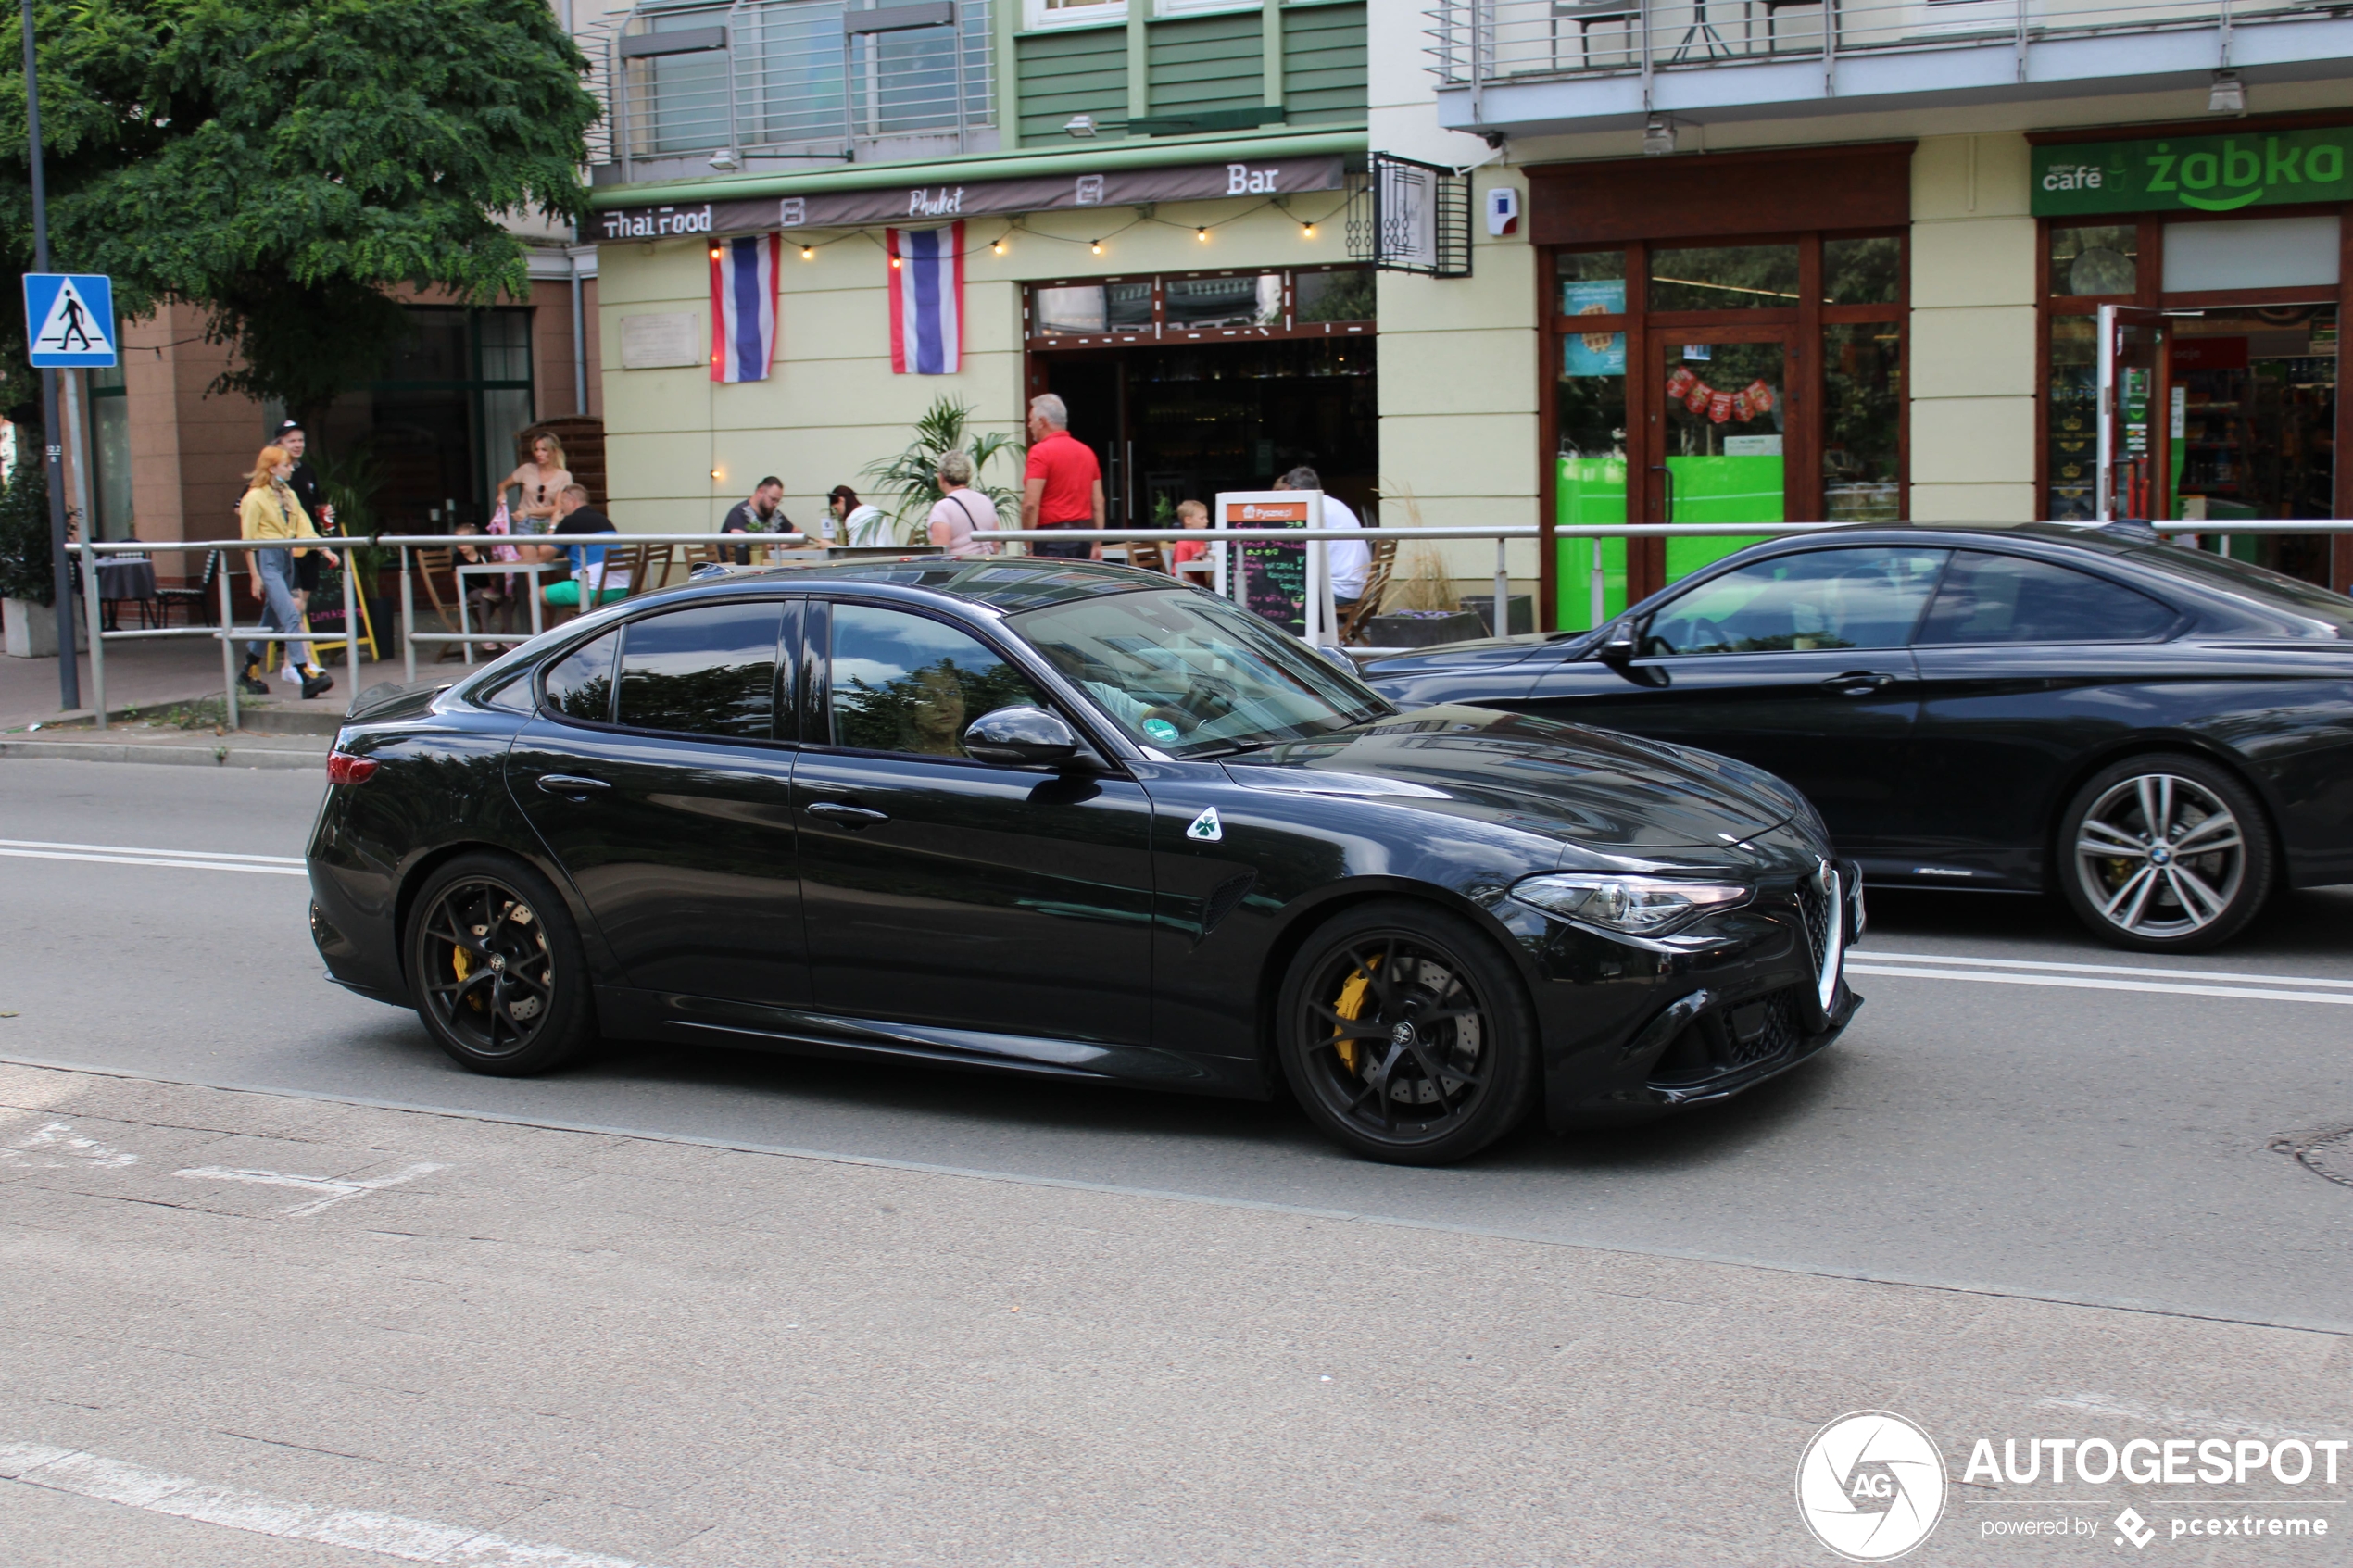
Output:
[{"xmin": 22, "ymin": 0, "xmax": 76, "ymax": 710}]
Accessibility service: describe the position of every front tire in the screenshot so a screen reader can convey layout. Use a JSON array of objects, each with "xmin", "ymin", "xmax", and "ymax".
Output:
[
  {"xmin": 2057, "ymin": 753, "xmax": 2275, "ymax": 952},
  {"xmin": 1277, "ymin": 900, "xmax": 1539, "ymax": 1165},
  {"xmin": 406, "ymin": 852, "xmax": 598, "ymax": 1074}
]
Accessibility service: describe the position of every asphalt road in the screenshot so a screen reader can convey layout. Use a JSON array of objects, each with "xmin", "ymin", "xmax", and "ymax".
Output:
[{"xmin": 3, "ymin": 757, "xmax": 2349, "ymax": 1333}]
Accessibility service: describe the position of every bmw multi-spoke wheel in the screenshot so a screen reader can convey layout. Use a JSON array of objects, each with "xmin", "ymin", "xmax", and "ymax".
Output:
[
  {"xmin": 1277, "ymin": 901, "xmax": 1537, "ymax": 1165},
  {"xmin": 2059, "ymin": 754, "xmax": 2275, "ymax": 953},
  {"xmin": 406, "ymin": 853, "xmax": 598, "ymax": 1074}
]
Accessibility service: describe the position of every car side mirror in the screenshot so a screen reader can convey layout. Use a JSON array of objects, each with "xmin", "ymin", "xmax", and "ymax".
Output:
[
  {"xmin": 963, "ymin": 705, "xmax": 1081, "ymax": 766},
  {"xmin": 1595, "ymin": 621, "xmax": 1639, "ymax": 667}
]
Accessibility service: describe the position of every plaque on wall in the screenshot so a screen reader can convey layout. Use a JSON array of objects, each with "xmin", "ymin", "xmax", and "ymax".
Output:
[{"xmin": 620, "ymin": 312, "xmax": 703, "ymax": 370}]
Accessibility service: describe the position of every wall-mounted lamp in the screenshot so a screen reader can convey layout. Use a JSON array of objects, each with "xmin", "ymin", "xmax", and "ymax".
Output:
[
  {"xmin": 2209, "ymin": 71, "xmax": 2246, "ymax": 115},
  {"xmin": 1642, "ymin": 117, "xmax": 1678, "ymax": 157},
  {"xmin": 708, "ymin": 148, "xmax": 739, "ymax": 171}
]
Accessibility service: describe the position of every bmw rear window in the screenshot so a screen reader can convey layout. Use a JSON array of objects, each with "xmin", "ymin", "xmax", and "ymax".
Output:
[{"xmin": 2137, "ymin": 542, "xmax": 2353, "ymax": 637}]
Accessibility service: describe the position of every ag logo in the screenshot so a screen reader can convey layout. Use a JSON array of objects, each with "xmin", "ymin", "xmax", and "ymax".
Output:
[
  {"xmin": 1185, "ymin": 807, "xmax": 1223, "ymax": 843},
  {"xmin": 1795, "ymin": 1411, "xmax": 1946, "ymax": 1562}
]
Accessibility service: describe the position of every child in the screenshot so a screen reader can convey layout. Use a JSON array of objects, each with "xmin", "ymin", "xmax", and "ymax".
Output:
[
  {"xmin": 1171, "ymin": 499, "xmax": 1213, "ymax": 574},
  {"xmin": 452, "ymin": 522, "xmax": 510, "ymax": 656}
]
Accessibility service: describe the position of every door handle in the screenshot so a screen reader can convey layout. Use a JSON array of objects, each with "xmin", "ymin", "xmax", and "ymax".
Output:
[
  {"xmin": 805, "ymin": 800, "xmax": 890, "ymax": 828},
  {"xmin": 1819, "ymin": 671, "xmax": 1897, "ymax": 696},
  {"xmin": 535, "ymin": 773, "xmax": 610, "ymax": 797}
]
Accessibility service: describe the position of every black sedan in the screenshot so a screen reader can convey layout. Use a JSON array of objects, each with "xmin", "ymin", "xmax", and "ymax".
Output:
[
  {"xmin": 308, "ymin": 558, "xmax": 1861, "ymax": 1165},
  {"xmin": 1365, "ymin": 523, "xmax": 2353, "ymax": 952}
]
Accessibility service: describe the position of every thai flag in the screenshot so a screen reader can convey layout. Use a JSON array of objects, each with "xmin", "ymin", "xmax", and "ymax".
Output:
[
  {"xmin": 887, "ymin": 221, "xmax": 963, "ymax": 375},
  {"xmin": 710, "ymin": 233, "xmax": 781, "ymax": 383}
]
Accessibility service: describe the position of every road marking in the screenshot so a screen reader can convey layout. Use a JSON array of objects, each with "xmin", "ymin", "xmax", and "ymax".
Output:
[
  {"xmin": 0, "ymin": 1119, "xmax": 136, "ymax": 1168},
  {"xmin": 0, "ymin": 837, "xmax": 305, "ymax": 876},
  {"xmin": 173, "ymin": 1161, "xmax": 447, "ymax": 1216},
  {"xmin": 1862, "ymin": 948, "xmax": 2353, "ymax": 991},
  {"xmin": 1846, "ymin": 962, "xmax": 2353, "ymax": 1006},
  {"xmin": 0, "ymin": 1440, "xmax": 665, "ymax": 1567}
]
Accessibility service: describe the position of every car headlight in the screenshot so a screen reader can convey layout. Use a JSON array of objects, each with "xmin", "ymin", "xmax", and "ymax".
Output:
[{"xmin": 1511, "ymin": 873, "xmax": 1752, "ymax": 935}]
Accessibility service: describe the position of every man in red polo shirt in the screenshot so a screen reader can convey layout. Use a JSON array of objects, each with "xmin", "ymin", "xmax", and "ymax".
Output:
[{"xmin": 1020, "ymin": 393, "xmax": 1104, "ymax": 560}]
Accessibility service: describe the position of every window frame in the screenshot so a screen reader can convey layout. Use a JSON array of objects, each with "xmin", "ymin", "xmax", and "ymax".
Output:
[
  {"xmin": 1023, "ymin": 264, "xmax": 1376, "ymax": 349},
  {"xmin": 1021, "ymin": 0, "xmax": 1126, "ymax": 32}
]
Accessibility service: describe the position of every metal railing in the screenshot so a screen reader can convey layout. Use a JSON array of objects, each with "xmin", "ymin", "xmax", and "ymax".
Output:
[
  {"xmin": 1428, "ymin": 0, "xmax": 2308, "ymax": 91},
  {"xmin": 596, "ymin": 0, "xmax": 994, "ymax": 177},
  {"xmin": 62, "ymin": 521, "xmax": 2353, "ymax": 737}
]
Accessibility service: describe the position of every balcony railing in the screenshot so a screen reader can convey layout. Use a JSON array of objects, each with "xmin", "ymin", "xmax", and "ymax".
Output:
[
  {"xmin": 587, "ymin": 0, "xmax": 995, "ymax": 180},
  {"xmin": 1428, "ymin": 0, "xmax": 2325, "ymax": 94}
]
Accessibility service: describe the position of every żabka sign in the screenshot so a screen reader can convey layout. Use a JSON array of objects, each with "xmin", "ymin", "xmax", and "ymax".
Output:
[{"xmin": 2032, "ymin": 128, "xmax": 2353, "ymax": 216}]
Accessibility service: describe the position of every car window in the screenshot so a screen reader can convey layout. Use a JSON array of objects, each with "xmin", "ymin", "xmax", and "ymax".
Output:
[
  {"xmin": 614, "ymin": 601, "xmax": 784, "ymax": 740},
  {"xmin": 1011, "ymin": 587, "xmax": 1387, "ymax": 759},
  {"xmin": 1642, "ymin": 547, "xmax": 1948, "ymax": 658},
  {"xmin": 2130, "ymin": 540, "xmax": 2353, "ymax": 638},
  {"xmin": 541, "ymin": 629, "xmax": 619, "ymax": 722},
  {"xmin": 827, "ymin": 604, "xmax": 1043, "ymax": 759},
  {"xmin": 1916, "ymin": 551, "xmax": 2177, "ymax": 645}
]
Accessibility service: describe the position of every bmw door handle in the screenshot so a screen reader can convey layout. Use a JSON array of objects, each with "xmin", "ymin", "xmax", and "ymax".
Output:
[
  {"xmin": 1819, "ymin": 671, "xmax": 1897, "ymax": 697},
  {"xmin": 805, "ymin": 800, "xmax": 889, "ymax": 828},
  {"xmin": 535, "ymin": 773, "xmax": 610, "ymax": 798}
]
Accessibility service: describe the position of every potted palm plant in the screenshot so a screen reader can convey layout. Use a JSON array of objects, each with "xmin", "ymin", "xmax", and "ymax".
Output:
[{"xmin": 860, "ymin": 398, "xmax": 1020, "ymax": 548}]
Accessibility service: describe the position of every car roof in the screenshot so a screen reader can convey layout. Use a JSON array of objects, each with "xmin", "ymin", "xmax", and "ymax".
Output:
[{"xmin": 683, "ymin": 555, "xmax": 1169, "ymax": 614}]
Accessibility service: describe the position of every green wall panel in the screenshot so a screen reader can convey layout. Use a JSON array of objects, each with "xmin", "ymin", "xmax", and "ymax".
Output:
[
  {"xmin": 1281, "ymin": 2, "xmax": 1365, "ymax": 123},
  {"xmin": 1147, "ymin": 13, "xmax": 1263, "ymax": 115},
  {"xmin": 1016, "ymin": 28, "xmax": 1128, "ymax": 144}
]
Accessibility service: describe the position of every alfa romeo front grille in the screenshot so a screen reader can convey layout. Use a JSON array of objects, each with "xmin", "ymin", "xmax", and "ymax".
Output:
[{"xmin": 1796, "ymin": 863, "xmax": 1843, "ymax": 1012}]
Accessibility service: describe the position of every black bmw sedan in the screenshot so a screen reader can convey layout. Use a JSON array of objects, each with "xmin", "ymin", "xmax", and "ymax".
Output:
[
  {"xmin": 308, "ymin": 558, "xmax": 1861, "ymax": 1165},
  {"xmin": 1365, "ymin": 524, "xmax": 2353, "ymax": 953}
]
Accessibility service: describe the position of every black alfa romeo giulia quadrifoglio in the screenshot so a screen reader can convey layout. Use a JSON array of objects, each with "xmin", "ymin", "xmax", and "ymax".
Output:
[
  {"xmin": 308, "ymin": 558, "xmax": 1861, "ymax": 1165},
  {"xmin": 1365, "ymin": 524, "xmax": 2353, "ymax": 953}
]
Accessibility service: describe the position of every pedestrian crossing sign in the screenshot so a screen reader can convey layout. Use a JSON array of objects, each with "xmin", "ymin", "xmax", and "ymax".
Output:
[{"xmin": 23, "ymin": 273, "xmax": 117, "ymax": 368}]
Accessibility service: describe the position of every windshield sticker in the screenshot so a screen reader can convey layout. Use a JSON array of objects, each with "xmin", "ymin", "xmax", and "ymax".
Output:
[{"xmin": 1143, "ymin": 717, "xmax": 1181, "ymax": 744}]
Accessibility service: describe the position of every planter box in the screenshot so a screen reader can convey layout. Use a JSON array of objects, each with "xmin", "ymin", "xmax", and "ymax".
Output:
[
  {"xmin": 2, "ymin": 596, "xmax": 88, "ymax": 659},
  {"xmin": 1459, "ymin": 594, "xmax": 1535, "ymax": 637},
  {"xmin": 1362, "ymin": 609, "xmax": 1489, "ymax": 649}
]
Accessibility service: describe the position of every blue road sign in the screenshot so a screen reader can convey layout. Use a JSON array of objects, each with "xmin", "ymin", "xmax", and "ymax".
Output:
[{"xmin": 24, "ymin": 273, "xmax": 117, "ymax": 368}]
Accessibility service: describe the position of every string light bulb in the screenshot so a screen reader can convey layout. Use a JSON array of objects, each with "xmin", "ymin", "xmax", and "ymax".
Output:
[
  {"xmin": 1196, "ymin": 227, "xmax": 1209, "ymax": 242},
  {"xmin": 992, "ymin": 237, "xmax": 1006, "ymax": 256},
  {"xmin": 709, "ymin": 246, "xmax": 722, "ymax": 259},
  {"xmin": 890, "ymin": 255, "xmax": 901, "ymax": 269},
  {"xmin": 1089, "ymin": 241, "xmax": 1103, "ymax": 256},
  {"xmin": 800, "ymin": 245, "xmax": 814, "ymax": 259},
  {"xmin": 1301, "ymin": 221, "xmax": 1316, "ymax": 239}
]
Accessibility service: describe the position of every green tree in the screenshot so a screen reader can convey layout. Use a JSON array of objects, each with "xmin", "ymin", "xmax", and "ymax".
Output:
[{"xmin": 0, "ymin": 0, "xmax": 598, "ymax": 418}]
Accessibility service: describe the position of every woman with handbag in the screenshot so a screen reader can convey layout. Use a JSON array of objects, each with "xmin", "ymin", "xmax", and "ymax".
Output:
[
  {"xmin": 925, "ymin": 453, "xmax": 1000, "ymax": 559},
  {"xmin": 239, "ymin": 445, "xmax": 334, "ymax": 700}
]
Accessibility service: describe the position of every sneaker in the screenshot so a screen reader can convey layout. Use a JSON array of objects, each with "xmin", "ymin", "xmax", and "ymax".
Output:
[
  {"xmin": 300, "ymin": 671, "xmax": 334, "ymax": 700},
  {"xmin": 280, "ymin": 663, "xmax": 303, "ymax": 685}
]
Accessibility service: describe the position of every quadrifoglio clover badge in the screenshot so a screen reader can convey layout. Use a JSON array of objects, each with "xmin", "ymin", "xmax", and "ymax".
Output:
[{"xmin": 1797, "ymin": 1411, "xmax": 1949, "ymax": 1561}]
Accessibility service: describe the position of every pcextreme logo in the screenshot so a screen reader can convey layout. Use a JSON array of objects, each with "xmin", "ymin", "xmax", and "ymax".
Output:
[{"xmin": 1797, "ymin": 1411, "xmax": 1949, "ymax": 1562}]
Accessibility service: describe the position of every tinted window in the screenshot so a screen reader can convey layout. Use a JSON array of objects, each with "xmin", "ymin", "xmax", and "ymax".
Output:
[
  {"xmin": 1643, "ymin": 547, "xmax": 1948, "ymax": 658},
  {"xmin": 542, "ymin": 630, "xmax": 618, "ymax": 722},
  {"xmin": 614, "ymin": 601, "xmax": 783, "ymax": 739},
  {"xmin": 1917, "ymin": 552, "xmax": 2177, "ymax": 645},
  {"xmin": 828, "ymin": 604, "xmax": 1041, "ymax": 759}
]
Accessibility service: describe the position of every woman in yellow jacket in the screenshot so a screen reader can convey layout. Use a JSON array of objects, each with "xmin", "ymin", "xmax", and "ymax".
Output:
[{"xmin": 240, "ymin": 444, "xmax": 336, "ymax": 699}]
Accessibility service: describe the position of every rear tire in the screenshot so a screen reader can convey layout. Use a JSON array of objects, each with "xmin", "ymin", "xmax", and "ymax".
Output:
[
  {"xmin": 1276, "ymin": 900, "xmax": 1539, "ymax": 1165},
  {"xmin": 405, "ymin": 852, "xmax": 598, "ymax": 1074},
  {"xmin": 2057, "ymin": 752, "xmax": 2275, "ymax": 953}
]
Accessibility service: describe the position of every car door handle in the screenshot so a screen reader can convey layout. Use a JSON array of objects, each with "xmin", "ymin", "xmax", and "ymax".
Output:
[
  {"xmin": 805, "ymin": 800, "xmax": 890, "ymax": 828},
  {"xmin": 1819, "ymin": 671, "xmax": 1897, "ymax": 696},
  {"xmin": 535, "ymin": 773, "xmax": 610, "ymax": 797}
]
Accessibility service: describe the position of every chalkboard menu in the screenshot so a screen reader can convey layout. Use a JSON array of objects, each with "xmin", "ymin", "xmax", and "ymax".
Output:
[{"xmin": 1218, "ymin": 493, "xmax": 1317, "ymax": 636}]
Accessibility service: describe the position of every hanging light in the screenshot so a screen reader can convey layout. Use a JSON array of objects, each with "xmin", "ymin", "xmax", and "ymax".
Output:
[
  {"xmin": 1301, "ymin": 221, "xmax": 1315, "ymax": 239},
  {"xmin": 992, "ymin": 237, "xmax": 1007, "ymax": 256},
  {"xmin": 1196, "ymin": 227, "xmax": 1209, "ymax": 242},
  {"xmin": 800, "ymin": 245, "xmax": 814, "ymax": 260},
  {"xmin": 1090, "ymin": 241, "xmax": 1103, "ymax": 256},
  {"xmin": 1642, "ymin": 117, "xmax": 1678, "ymax": 156},
  {"xmin": 708, "ymin": 246, "xmax": 723, "ymax": 259},
  {"xmin": 2209, "ymin": 70, "xmax": 2246, "ymax": 115},
  {"xmin": 890, "ymin": 255, "xmax": 901, "ymax": 269}
]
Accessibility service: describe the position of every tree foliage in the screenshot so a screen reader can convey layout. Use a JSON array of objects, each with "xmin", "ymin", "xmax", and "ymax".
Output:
[
  {"xmin": 0, "ymin": 445, "xmax": 53, "ymax": 604},
  {"xmin": 0, "ymin": 0, "xmax": 598, "ymax": 415}
]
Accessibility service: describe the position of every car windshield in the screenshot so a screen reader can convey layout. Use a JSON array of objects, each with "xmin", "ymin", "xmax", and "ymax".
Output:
[{"xmin": 1010, "ymin": 588, "xmax": 1390, "ymax": 758}]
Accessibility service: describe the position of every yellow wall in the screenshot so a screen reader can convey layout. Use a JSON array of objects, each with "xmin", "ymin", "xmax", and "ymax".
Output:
[
  {"xmin": 1909, "ymin": 132, "xmax": 2039, "ymax": 522},
  {"xmin": 597, "ymin": 197, "xmax": 1358, "ymax": 535}
]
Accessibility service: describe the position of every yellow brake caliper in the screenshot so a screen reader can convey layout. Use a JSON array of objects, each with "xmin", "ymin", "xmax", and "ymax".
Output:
[{"xmin": 1331, "ymin": 957, "xmax": 1378, "ymax": 1073}]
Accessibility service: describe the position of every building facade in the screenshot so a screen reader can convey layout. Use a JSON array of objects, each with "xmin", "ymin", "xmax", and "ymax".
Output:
[{"xmin": 590, "ymin": 0, "xmax": 2353, "ymax": 624}]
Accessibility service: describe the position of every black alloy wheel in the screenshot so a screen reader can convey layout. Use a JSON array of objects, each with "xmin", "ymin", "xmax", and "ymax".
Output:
[
  {"xmin": 1277, "ymin": 900, "xmax": 1538, "ymax": 1165},
  {"xmin": 2057, "ymin": 752, "xmax": 2276, "ymax": 953},
  {"xmin": 406, "ymin": 853, "xmax": 598, "ymax": 1074}
]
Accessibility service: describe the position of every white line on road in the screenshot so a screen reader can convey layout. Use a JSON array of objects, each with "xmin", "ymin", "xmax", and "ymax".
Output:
[
  {"xmin": 1862, "ymin": 948, "xmax": 2353, "ymax": 991},
  {"xmin": 1845, "ymin": 963, "xmax": 2353, "ymax": 1006},
  {"xmin": 0, "ymin": 837, "xmax": 306, "ymax": 876},
  {"xmin": 173, "ymin": 1161, "xmax": 447, "ymax": 1216},
  {"xmin": 0, "ymin": 1440, "xmax": 666, "ymax": 1567}
]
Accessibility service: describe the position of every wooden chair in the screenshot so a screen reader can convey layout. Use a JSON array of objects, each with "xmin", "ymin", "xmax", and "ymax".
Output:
[
  {"xmin": 601, "ymin": 541, "xmax": 673, "ymax": 600},
  {"xmin": 1125, "ymin": 538, "xmax": 1169, "ymax": 574},
  {"xmin": 1339, "ymin": 537, "xmax": 1399, "ymax": 646},
  {"xmin": 412, "ymin": 547, "xmax": 469, "ymax": 661}
]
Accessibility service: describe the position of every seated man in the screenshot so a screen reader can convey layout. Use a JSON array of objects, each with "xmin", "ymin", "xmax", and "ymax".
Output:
[{"xmin": 528, "ymin": 485, "xmax": 625, "ymax": 612}]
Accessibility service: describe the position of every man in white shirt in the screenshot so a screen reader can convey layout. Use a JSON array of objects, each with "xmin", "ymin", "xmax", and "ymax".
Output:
[{"xmin": 1276, "ymin": 465, "xmax": 1370, "ymax": 613}]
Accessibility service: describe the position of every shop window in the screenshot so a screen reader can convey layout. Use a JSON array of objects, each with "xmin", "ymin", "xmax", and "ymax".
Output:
[
  {"xmin": 1165, "ymin": 274, "xmax": 1282, "ymax": 332},
  {"xmin": 2049, "ymin": 225, "xmax": 2138, "ymax": 297},
  {"xmin": 1024, "ymin": 268, "xmax": 1373, "ymax": 345},
  {"xmin": 321, "ymin": 307, "xmax": 535, "ymax": 531},
  {"xmin": 1825, "ymin": 238, "xmax": 1901, "ymax": 307},
  {"xmin": 1033, "ymin": 281, "xmax": 1153, "ymax": 337},
  {"xmin": 2161, "ymin": 215, "xmax": 2340, "ymax": 293},
  {"xmin": 1295, "ymin": 270, "xmax": 1376, "ymax": 323},
  {"xmin": 86, "ymin": 364, "xmax": 132, "ymax": 541},
  {"xmin": 1823, "ymin": 324, "xmax": 1903, "ymax": 522},
  {"xmin": 2045, "ymin": 315, "xmax": 2099, "ymax": 521},
  {"xmin": 1648, "ymin": 244, "xmax": 1801, "ymax": 311}
]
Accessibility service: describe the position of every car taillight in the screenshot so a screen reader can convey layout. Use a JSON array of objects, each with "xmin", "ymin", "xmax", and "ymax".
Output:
[{"xmin": 327, "ymin": 751, "xmax": 378, "ymax": 785}]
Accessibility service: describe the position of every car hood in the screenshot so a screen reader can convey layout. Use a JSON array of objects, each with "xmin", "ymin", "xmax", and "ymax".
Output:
[
  {"xmin": 1355, "ymin": 633, "xmax": 1558, "ymax": 678},
  {"xmin": 1221, "ymin": 704, "xmax": 1796, "ymax": 850}
]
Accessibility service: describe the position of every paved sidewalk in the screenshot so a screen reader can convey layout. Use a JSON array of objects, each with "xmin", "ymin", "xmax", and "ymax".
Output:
[
  {"xmin": 1, "ymin": 1063, "xmax": 2344, "ymax": 1567},
  {"xmin": 2, "ymin": 633, "xmax": 482, "ymax": 734}
]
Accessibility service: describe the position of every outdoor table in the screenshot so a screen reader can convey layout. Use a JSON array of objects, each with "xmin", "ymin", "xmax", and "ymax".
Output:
[
  {"xmin": 94, "ymin": 556, "xmax": 158, "ymax": 630},
  {"xmin": 454, "ymin": 559, "xmax": 550, "ymax": 661}
]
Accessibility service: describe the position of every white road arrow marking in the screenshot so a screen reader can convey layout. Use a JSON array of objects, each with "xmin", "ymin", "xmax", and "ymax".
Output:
[{"xmin": 172, "ymin": 1161, "xmax": 447, "ymax": 1216}]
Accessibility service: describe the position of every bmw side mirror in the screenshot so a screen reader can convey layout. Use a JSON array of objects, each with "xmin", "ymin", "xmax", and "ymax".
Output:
[
  {"xmin": 1595, "ymin": 621, "xmax": 1639, "ymax": 667},
  {"xmin": 963, "ymin": 705, "xmax": 1081, "ymax": 766}
]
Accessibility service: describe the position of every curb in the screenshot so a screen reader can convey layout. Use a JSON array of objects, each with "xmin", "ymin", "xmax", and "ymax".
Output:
[{"xmin": 0, "ymin": 737, "xmax": 327, "ymax": 771}]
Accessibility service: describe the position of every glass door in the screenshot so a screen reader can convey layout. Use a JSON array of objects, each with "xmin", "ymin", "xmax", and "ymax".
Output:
[
  {"xmin": 1648, "ymin": 332, "xmax": 1795, "ymax": 581},
  {"xmin": 2096, "ymin": 305, "xmax": 2167, "ymax": 522}
]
